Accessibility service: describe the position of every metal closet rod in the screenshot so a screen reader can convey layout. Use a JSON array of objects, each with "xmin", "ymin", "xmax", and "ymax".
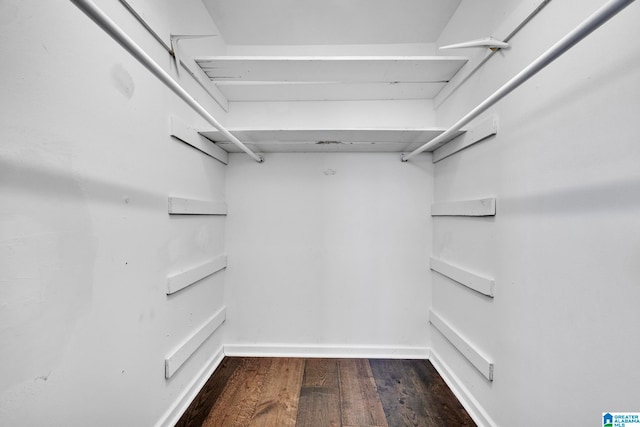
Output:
[
  {"xmin": 70, "ymin": 0, "xmax": 264, "ymax": 163},
  {"xmin": 402, "ymin": 0, "xmax": 636, "ymax": 162}
]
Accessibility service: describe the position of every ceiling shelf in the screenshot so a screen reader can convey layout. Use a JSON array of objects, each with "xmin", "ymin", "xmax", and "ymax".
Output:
[
  {"xmin": 196, "ymin": 56, "xmax": 468, "ymax": 82},
  {"xmin": 194, "ymin": 56, "xmax": 467, "ymax": 102},
  {"xmin": 199, "ymin": 128, "xmax": 465, "ymax": 153},
  {"xmin": 211, "ymin": 81, "xmax": 446, "ymax": 102}
]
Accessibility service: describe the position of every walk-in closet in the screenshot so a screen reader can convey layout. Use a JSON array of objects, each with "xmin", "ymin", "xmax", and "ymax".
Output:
[{"xmin": 1, "ymin": 0, "xmax": 639, "ymax": 425}]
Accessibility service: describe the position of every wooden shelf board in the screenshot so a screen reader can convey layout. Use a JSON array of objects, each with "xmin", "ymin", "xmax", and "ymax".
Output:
[
  {"xmin": 195, "ymin": 56, "xmax": 467, "ymax": 83},
  {"xmin": 215, "ymin": 81, "xmax": 446, "ymax": 102},
  {"xmin": 199, "ymin": 128, "xmax": 465, "ymax": 153}
]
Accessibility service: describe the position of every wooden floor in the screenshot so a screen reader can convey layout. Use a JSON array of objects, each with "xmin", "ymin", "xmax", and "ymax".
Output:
[{"xmin": 176, "ymin": 358, "xmax": 475, "ymax": 427}]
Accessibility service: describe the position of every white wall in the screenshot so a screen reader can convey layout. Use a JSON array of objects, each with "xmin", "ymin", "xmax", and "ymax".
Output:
[
  {"xmin": 432, "ymin": 1, "xmax": 640, "ymax": 425},
  {"xmin": 224, "ymin": 152, "xmax": 432, "ymax": 357},
  {"xmin": 0, "ymin": 1, "xmax": 229, "ymax": 425}
]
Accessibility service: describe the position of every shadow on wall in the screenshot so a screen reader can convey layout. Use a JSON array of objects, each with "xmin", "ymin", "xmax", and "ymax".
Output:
[
  {"xmin": 504, "ymin": 43, "xmax": 640, "ymax": 142},
  {"xmin": 0, "ymin": 155, "xmax": 164, "ymax": 209},
  {"xmin": 498, "ymin": 177, "xmax": 640, "ymax": 215},
  {"xmin": 0, "ymin": 153, "xmax": 99, "ymax": 396}
]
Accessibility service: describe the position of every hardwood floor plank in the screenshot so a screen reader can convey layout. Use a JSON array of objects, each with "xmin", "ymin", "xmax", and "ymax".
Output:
[
  {"xmin": 338, "ymin": 359, "xmax": 388, "ymax": 427},
  {"xmin": 202, "ymin": 358, "xmax": 273, "ymax": 427},
  {"xmin": 370, "ymin": 359, "xmax": 435, "ymax": 427},
  {"xmin": 176, "ymin": 357, "xmax": 241, "ymax": 427},
  {"xmin": 302, "ymin": 358, "xmax": 340, "ymax": 388},
  {"xmin": 249, "ymin": 357, "xmax": 305, "ymax": 427},
  {"xmin": 408, "ymin": 360, "xmax": 476, "ymax": 427},
  {"xmin": 370, "ymin": 359, "xmax": 475, "ymax": 427},
  {"xmin": 296, "ymin": 359, "xmax": 341, "ymax": 427}
]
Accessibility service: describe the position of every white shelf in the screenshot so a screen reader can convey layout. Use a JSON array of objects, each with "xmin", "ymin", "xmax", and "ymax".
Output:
[
  {"xmin": 194, "ymin": 56, "xmax": 467, "ymax": 102},
  {"xmin": 196, "ymin": 56, "xmax": 467, "ymax": 82},
  {"xmin": 212, "ymin": 81, "xmax": 446, "ymax": 102},
  {"xmin": 199, "ymin": 128, "xmax": 465, "ymax": 153}
]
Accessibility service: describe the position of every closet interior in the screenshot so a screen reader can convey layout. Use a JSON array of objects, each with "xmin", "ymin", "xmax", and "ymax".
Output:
[{"xmin": 1, "ymin": 0, "xmax": 638, "ymax": 426}]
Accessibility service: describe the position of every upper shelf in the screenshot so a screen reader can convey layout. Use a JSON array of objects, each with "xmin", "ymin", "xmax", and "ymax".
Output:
[
  {"xmin": 196, "ymin": 56, "xmax": 468, "ymax": 82},
  {"xmin": 209, "ymin": 81, "xmax": 447, "ymax": 102},
  {"xmin": 194, "ymin": 56, "xmax": 467, "ymax": 102},
  {"xmin": 199, "ymin": 128, "xmax": 465, "ymax": 153}
]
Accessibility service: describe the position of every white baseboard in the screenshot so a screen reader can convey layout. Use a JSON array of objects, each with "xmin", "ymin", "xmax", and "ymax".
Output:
[
  {"xmin": 429, "ymin": 349, "xmax": 497, "ymax": 427},
  {"xmin": 155, "ymin": 345, "xmax": 225, "ymax": 427},
  {"xmin": 224, "ymin": 343, "xmax": 430, "ymax": 359}
]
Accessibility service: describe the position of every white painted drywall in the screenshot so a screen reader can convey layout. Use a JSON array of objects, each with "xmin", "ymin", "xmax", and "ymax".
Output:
[
  {"xmin": 202, "ymin": 0, "xmax": 461, "ymax": 46},
  {"xmin": 0, "ymin": 1, "xmax": 229, "ymax": 426},
  {"xmin": 224, "ymin": 153, "xmax": 432, "ymax": 356},
  {"xmin": 432, "ymin": 0, "xmax": 640, "ymax": 425}
]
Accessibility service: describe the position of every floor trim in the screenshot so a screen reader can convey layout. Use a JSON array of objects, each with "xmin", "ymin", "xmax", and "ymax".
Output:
[
  {"xmin": 429, "ymin": 349, "xmax": 496, "ymax": 427},
  {"xmin": 155, "ymin": 345, "xmax": 225, "ymax": 427},
  {"xmin": 224, "ymin": 344, "xmax": 430, "ymax": 359}
]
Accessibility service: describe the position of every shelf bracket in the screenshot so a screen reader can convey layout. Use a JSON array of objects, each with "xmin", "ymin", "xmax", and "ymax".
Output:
[{"xmin": 440, "ymin": 37, "xmax": 510, "ymax": 51}]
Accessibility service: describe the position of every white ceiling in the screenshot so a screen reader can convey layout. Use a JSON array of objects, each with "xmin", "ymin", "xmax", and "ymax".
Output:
[{"xmin": 202, "ymin": 0, "xmax": 462, "ymax": 46}]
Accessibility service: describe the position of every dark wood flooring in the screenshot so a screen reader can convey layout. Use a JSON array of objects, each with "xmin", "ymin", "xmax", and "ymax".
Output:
[{"xmin": 176, "ymin": 357, "xmax": 475, "ymax": 427}]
